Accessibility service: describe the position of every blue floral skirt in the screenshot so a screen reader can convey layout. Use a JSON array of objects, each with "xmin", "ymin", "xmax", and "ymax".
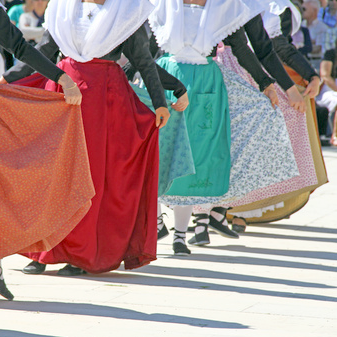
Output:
[{"xmin": 131, "ymin": 84, "xmax": 195, "ymax": 196}]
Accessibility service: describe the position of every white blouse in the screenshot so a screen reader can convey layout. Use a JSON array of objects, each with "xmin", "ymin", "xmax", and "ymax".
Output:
[
  {"xmin": 73, "ymin": 3, "xmax": 103, "ymax": 55},
  {"xmin": 183, "ymin": 4, "xmax": 204, "ymax": 48},
  {"xmin": 170, "ymin": 4, "xmax": 206, "ymax": 64}
]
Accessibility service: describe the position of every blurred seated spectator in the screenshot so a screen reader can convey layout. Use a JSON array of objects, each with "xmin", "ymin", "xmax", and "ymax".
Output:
[
  {"xmin": 5, "ymin": 0, "xmax": 23, "ymax": 10},
  {"xmin": 302, "ymin": 0, "xmax": 327, "ymax": 57},
  {"xmin": 319, "ymin": 0, "xmax": 327, "ymax": 7},
  {"xmin": 318, "ymin": 0, "xmax": 337, "ymax": 26},
  {"xmin": 18, "ymin": 0, "xmax": 48, "ymax": 45},
  {"xmin": 316, "ymin": 46, "xmax": 337, "ymax": 140},
  {"xmin": 318, "ymin": 0, "xmax": 337, "ymax": 51},
  {"xmin": 8, "ymin": 0, "xmax": 33, "ymax": 26},
  {"xmin": 292, "ymin": 26, "xmax": 313, "ymax": 58},
  {"xmin": 315, "ymin": 104, "xmax": 331, "ymax": 145}
]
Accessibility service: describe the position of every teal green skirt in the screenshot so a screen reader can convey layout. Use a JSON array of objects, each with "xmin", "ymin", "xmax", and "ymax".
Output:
[
  {"xmin": 157, "ymin": 56, "xmax": 231, "ymax": 197},
  {"xmin": 131, "ymin": 84, "xmax": 195, "ymax": 196}
]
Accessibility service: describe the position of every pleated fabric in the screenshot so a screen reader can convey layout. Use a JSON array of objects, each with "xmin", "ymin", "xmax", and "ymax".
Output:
[
  {"xmin": 218, "ymin": 48, "xmax": 327, "ymax": 222},
  {"xmin": 22, "ymin": 58, "xmax": 159, "ymax": 273},
  {"xmin": 0, "ymin": 84, "xmax": 95, "ymax": 259}
]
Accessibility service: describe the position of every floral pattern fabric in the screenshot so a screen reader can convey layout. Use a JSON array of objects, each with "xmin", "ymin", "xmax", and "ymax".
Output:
[{"xmin": 160, "ymin": 58, "xmax": 299, "ymax": 206}]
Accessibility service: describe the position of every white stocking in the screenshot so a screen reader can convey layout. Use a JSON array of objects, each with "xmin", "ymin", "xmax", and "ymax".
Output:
[{"xmin": 174, "ymin": 205, "xmax": 193, "ymax": 232}]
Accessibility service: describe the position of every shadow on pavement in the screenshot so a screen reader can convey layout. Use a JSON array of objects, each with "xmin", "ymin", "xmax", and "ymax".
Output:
[
  {"xmin": 133, "ymin": 265, "xmax": 334, "ymax": 289},
  {"xmin": 239, "ymin": 231, "xmax": 337, "ymax": 243},
  {"xmin": 32, "ymin": 270, "xmax": 337, "ymax": 303},
  {"xmin": 247, "ymin": 223, "xmax": 337, "ymax": 234},
  {"xmin": 209, "ymin": 245, "xmax": 337, "ymax": 261},
  {"xmin": 164, "ymin": 254, "xmax": 337, "ymax": 273},
  {"xmin": 0, "ymin": 331, "xmax": 56, "ymax": 337},
  {"xmin": 0, "ymin": 302, "xmax": 248, "ymax": 329}
]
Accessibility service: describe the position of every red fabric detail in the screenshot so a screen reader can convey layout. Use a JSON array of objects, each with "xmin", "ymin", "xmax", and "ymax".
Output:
[{"xmin": 23, "ymin": 58, "xmax": 159, "ymax": 273}]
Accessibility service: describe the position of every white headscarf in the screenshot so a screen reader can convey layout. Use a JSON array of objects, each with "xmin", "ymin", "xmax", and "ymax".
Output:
[
  {"xmin": 44, "ymin": 0, "xmax": 154, "ymax": 63},
  {"xmin": 148, "ymin": 0, "xmax": 263, "ymax": 64},
  {"xmin": 262, "ymin": 0, "xmax": 302, "ymax": 38}
]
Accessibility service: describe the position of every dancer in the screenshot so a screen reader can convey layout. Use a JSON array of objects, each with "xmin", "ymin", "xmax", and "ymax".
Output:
[
  {"xmin": 3, "ymin": 0, "xmax": 171, "ymax": 276},
  {"xmin": 223, "ymin": 0, "xmax": 327, "ymax": 226},
  {"xmin": 0, "ymin": 3, "xmax": 91, "ymax": 300},
  {"xmin": 149, "ymin": 0, "xmax": 299, "ymax": 254}
]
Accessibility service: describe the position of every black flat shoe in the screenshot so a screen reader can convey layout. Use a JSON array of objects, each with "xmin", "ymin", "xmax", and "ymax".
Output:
[
  {"xmin": 209, "ymin": 207, "xmax": 239, "ymax": 239},
  {"xmin": 188, "ymin": 226, "xmax": 210, "ymax": 246},
  {"xmin": 57, "ymin": 264, "xmax": 87, "ymax": 276},
  {"xmin": 0, "ymin": 279, "xmax": 14, "ymax": 301},
  {"xmin": 22, "ymin": 261, "xmax": 46, "ymax": 274},
  {"xmin": 157, "ymin": 213, "xmax": 169, "ymax": 240},
  {"xmin": 173, "ymin": 242, "xmax": 191, "ymax": 256}
]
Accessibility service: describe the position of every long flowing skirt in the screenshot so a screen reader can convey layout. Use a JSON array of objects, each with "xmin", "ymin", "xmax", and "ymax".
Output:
[
  {"xmin": 0, "ymin": 84, "xmax": 94, "ymax": 259},
  {"xmin": 159, "ymin": 56, "xmax": 298, "ymax": 206},
  {"xmin": 130, "ymin": 84, "xmax": 195, "ymax": 196},
  {"xmin": 23, "ymin": 58, "xmax": 160, "ymax": 273},
  {"xmin": 218, "ymin": 48, "xmax": 327, "ymax": 221},
  {"xmin": 158, "ymin": 57, "xmax": 232, "ymax": 197}
]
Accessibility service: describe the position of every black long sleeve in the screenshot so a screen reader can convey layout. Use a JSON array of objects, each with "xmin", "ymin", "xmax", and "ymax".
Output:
[
  {"xmin": 298, "ymin": 27, "xmax": 313, "ymax": 57},
  {"xmin": 123, "ymin": 30, "xmax": 186, "ymax": 99},
  {"xmin": 123, "ymin": 25, "xmax": 167, "ymax": 109},
  {"xmin": 225, "ymin": 27, "xmax": 275, "ymax": 92},
  {"xmin": 156, "ymin": 65, "xmax": 187, "ymax": 98},
  {"xmin": 243, "ymin": 14, "xmax": 295, "ymax": 91},
  {"xmin": 0, "ymin": 8, "xmax": 64, "ymax": 83},
  {"xmin": 3, "ymin": 29, "xmax": 60, "ymax": 83},
  {"xmin": 272, "ymin": 9, "xmax": 318, "ymax": 82}
]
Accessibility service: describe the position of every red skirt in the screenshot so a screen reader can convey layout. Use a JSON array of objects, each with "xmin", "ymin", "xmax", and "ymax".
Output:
[{"xmin": 24, "ymin": 58, "xmax": 159, "ymax": 273}]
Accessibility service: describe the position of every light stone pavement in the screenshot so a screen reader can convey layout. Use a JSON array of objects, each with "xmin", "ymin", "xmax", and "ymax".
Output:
[{"xmin": 1, "ymin": 147, "xmax": 337, "ymax": 337}]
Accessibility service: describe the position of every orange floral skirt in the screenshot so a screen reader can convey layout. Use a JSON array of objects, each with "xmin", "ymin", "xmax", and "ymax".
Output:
[{"xmin": 0, "ymin": 84, "xmax": 95, "ymax": 258}]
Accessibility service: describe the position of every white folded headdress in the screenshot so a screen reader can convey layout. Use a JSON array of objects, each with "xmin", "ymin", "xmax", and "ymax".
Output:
[
  {"xmin": 149, "ymin": 0, "xmax": 264, "ymax": 63},
  {"xmin": 44, "ymin": 0, "xmax": 154, "ymax": 63}
]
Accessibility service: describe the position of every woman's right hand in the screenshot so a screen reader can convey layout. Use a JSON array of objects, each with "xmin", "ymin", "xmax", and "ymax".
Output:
[
  {"xmin": 263, "ymin": 83, "xmax": 279, "ymax": 109},
  {"xmin": 171, "ymin": 92, "xmax": 189, "ymax": 111},
  {"xmin": 286, "ymin": 85, "xmax": 306, "ymax": 113},
  {"xmin": 58, "ymin": 73, "xmax": 82, "ymax": 105},
  {"xmin": 155, "ymin": 106, "xmax": 170, "ymax": 129}
]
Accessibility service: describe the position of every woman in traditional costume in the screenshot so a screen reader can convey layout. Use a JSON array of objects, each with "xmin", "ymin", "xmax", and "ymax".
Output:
[
  {"xmin": 3, "ymin": 0, "xmax": 171, "ymax": 276},
  {"xmin": 149, "ymin": 0, "xmax": 300, "ymax": 254},
  {"xmin": 217, "ymin": 0, "xmax": 327, "ymax": 228},
  {"xmin": 0, "ymin": 3, "xmax": 93, "ymax": 300}
]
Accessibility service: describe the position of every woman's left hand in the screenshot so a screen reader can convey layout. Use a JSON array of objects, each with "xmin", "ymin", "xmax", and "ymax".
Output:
[
  {"xmin": 155, "ymin": 107, "xmax": 170, "ymax": 129},
  {"xmin": 171, "ymin": 92, "xmax": 189, "ymax": 111},
  {"xmin": 303, "ymin": 76, "xmax": 321, "ymax": 99}
]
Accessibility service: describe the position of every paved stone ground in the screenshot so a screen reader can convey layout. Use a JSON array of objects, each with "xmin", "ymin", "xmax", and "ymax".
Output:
[{"xmin": 1, "ymin": 147, "xmax": 336, "ymax": 337}]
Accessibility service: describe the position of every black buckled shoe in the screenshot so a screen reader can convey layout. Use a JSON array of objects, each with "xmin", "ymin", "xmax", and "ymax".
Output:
[
  {"xmin": 173, "ymin": 242, "xmax": 191, "ymax": 256},
  {"xmin": 188, "ymin": 227, "xmax": 210, "ymax": 246},
  {"xmin": 0, "ymin": 279, "xmax": 14, "ymax": 301},
  {"xmin": 209, "ymin": 207, "xmax": 239, "ymax": 239},
  {"xmin": 22, "ymin": 261, "xmax": 46, "ymax": 274},
  {"xmin": 188, "ymin": 214, "xmax": 211, "ymax": 246},
  {"xmin": 157, "ymin": 213, "xmax": 169, "ymax": 240},
  {"xmin": 57, "ymin": 264, "xmax": 87, "ymax": 276}
]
